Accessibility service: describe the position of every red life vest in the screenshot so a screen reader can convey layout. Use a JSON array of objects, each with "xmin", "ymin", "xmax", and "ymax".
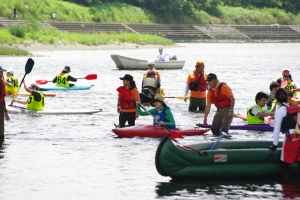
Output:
[
  {"xmin": 0, "ymin": 80, "xmax": 6, "ymax": 103},
  {"xmin": 210, "ymin": 82, "xmax": 230, "ymax": 108},
  {"xmin": 118, "ymin": 93, "xmax": 136, "ymax": 109},
  {"xmin": 192, "ymin": 71, "xmax": 207, "ymax": 91}
]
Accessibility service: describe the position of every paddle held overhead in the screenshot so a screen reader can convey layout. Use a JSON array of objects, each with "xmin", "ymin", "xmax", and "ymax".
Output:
[{"xmin": 10, "ymin": 58, "xmax": 34, "ymax": 106}]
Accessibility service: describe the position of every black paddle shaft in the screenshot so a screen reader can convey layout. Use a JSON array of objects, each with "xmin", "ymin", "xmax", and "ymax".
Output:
[{"xmin": 10, "ymin": 58, "xmax": 34, "ymax": 106}]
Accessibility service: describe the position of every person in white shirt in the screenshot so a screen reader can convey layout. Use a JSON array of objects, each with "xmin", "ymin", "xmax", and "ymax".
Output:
[
  {"xmin": 269, "ymin": 88, "xmax": 300, "ymax": 180},
  {"xmin": 155, "ymin": 47, "xmax": 171, "ymax": 61}
]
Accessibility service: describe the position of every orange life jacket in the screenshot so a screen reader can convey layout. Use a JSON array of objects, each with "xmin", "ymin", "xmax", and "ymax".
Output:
[
  {"xmin": 193, "ymin": 72, "xmax": 207, "ymax": 91},
  {"xmin": 210, "ymin": 82, "xmax": 230, "ymax": 108}
]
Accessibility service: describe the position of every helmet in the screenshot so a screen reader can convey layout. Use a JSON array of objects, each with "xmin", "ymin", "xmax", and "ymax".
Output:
[{"xmin": 147, "ymin": 60, "xmax": 155, "ymax": 65}]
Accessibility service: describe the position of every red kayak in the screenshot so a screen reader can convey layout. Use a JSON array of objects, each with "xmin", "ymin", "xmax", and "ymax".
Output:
[
  {"xmin": 236, "ymin": 113, "xmax": 271, "ymax": 123},
  {"xmin": 112, "ymin": 125, "xmax": 210, "ymax": 138}
]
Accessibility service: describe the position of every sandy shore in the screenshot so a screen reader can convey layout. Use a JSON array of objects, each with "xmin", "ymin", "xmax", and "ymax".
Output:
[{"xmin": 15, "ymin": 42, "xmax": 180, "ymax": 51}]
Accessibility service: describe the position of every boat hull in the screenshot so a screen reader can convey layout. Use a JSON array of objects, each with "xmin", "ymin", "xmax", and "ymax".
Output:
[
  {"xmin": 155, "ymin": 135, "xmax": 300, "ymax": 180},
  {"xmin": 111, "ymin": 54, "xmax": 185, "ymax": 70},
  {"xmin": 196, "ymin": 123, "xmax": 273, "ymax": 131},
  {"xmin": 39, "ymin": 84, "xmax": 93, "ymax": 91},
  {"xmin": 7, "ymin": 105, "xmax": 102, "ymax": 115},
  {"xmin": 112, "ymin": 124, "xmax": 209, "ymax": 138}
]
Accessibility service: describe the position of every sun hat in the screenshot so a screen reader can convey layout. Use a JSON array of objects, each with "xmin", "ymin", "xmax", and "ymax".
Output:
[
  {"xmin": 62, "ymin": 66, "xmax": 71, "ymax": 73},
  {"xmin": 195, "ymin": 60, "xmax": 204, "ymax": 67},
  {"xmin": 119, "ymin": 74, "xmax": 133, "ymax": 81},
  {"xmin": 0, "ymin": 66, "xmax": 7, "ymax": 72},
  {"xmin": 150, "ymin": 94, "xmax": 166, "ymax": 107},
  {"xmin": 206, "ymin": 73, "xmax": 217, "ymax": 82},
  {"xmin": 147, "ymin": 60, "xmax": 155, "ymax": 65}
]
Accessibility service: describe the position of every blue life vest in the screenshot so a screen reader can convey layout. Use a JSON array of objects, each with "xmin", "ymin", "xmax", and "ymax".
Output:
[{"xmin": 153, "ymin": 107, "xmax": 176, "ymax": 129}]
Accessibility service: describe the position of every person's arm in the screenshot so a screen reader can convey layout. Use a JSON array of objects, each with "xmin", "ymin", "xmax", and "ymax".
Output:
[
  {"xmin": 184, "ymin": 84, "xmax": 189, "ymax": 102},
  {"xmin": 12, "ymin": 98, "xmax": 27, "ymax": 104},
  {"xmin": 67, "ymin": 75, "xmax": 77, "ymax": 82},
  {"xmin": 4, "ymin": 77, "xmax": 12, "ymax": 87},
  {"xmin": 23, "ymin": 81, "xmax": 32, "ymax": 94},
  {"xmin": 137, "ymin": 106, "xmax": 154, "ymax": 116},
  {"xmin": 272, "ymin": 107, "xmax": 286, "ymax": 146},
  {"xmin": 203, "ymin": 104, "xmax": 211, "ymax": 125},
  {"xmin": 161, "ymin": 109, "xmax": 175, "ymax": 127}
]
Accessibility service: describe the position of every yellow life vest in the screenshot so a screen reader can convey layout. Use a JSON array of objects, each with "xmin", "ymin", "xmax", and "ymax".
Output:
[
  {"xmin": 5, "ymin": 76, "xmax": 18, "ymax": 93},
  {"xmin": 55, "ymin": 73, "xmax": 69, "ymax": 87},
  {"xmin": 247, "ymin": 105, "xmax": 265, "ymax": 124},
  {"xmin": 26, "ymin": 92, "xmax": 45, "ymax": 111},
  {"xmin": 285, "ymin": 82, "xmax": 297, "ymax": 97}
]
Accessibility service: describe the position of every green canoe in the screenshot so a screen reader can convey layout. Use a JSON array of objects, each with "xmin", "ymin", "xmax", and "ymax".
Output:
[{"xmin": 155, "ymin": 135, "xmax": 300, "ymax": 180}]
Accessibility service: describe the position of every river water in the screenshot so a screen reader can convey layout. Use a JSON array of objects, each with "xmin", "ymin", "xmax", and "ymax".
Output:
[{"xmin": 0, "ymin": 43, "xmax": 300, "ymax": 199}]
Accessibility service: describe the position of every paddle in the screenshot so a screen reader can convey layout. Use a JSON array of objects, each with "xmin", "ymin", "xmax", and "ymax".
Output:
[
  {"xmin": 116, "ymin": 86, "xmax": 183, "ymax": 139},
  {"xmin": 164, "ymin": 96, "xmax": 190, "ymax": 100},
  {"xmin": 208, "ymin": 134, "xmax": 224, "ymax": 150},
  {"xmin": 36, "ymin": 74, "xmax": 97, "ymax": 85},
  {"xmin": 10, "ymin": 58, "xmax": 34, "ymax": 106}
]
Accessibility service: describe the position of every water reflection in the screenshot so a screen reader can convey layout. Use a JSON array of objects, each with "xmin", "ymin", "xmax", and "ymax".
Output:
[{"xmin": 156, "ymin": 179, "xmax": 300, "ymax": 199}]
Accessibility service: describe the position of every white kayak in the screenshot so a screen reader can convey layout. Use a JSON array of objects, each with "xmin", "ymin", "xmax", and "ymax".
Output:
[{"xmin": 7, "ymin": 105, "xmax": 102, "ymax": 115}]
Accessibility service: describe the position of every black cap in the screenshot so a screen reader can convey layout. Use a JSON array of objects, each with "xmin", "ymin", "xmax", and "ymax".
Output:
[
  {"xmin": 159, "ymin": 47, "xmax": 163, "ymax": 50},
  {"xmin": 119, "ymin": 74, "xmax": 133, "ymax": 81},
  {"xmin": 63, "ymin": 66, "xmax": 71, "ymax": 73},
  {"xmin": 29, "ymin": 83, "xmax": 39, "ymax": 88},
  {"xmin": 207, "ymin": 73, "xmax": 217, "ymax": 81},
  {"xmin": 0, "ymin": 66, "xmax": 7, "ymax": 72}
]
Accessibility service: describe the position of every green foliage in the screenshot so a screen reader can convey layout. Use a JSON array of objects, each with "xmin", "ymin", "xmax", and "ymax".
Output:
[
  {"xmin": 0, "ymin": 27, "xmax": 174, "ymax": 47},
  {"xmin": 91, "ymin": 2, "xmax": 156, "ymax": 23},
  {"xmin": 218, "ymin": 6, "xmax": 300, "ymax": 24},
  {"xmin": 0, "ymin": 45, "xmax": 31, "ymax": 56}
]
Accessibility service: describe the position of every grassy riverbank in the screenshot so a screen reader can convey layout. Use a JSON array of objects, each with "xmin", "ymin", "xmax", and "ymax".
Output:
[{"xmin": 0, "ymin": 45, "xmax": 30, "ymax": 56}]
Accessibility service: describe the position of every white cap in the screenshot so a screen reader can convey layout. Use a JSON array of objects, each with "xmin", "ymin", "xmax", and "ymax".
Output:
[
  {"xmin": 147, "ymin": 60, "xmax": 155, "ymax": 65},
  {"xmin": 7, "ymin": 69, "xmax": 14, "ymax": 74}
]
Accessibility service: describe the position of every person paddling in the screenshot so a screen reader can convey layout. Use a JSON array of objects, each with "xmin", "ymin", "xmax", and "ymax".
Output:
[
  {"xmin": 137, "ymin": 94, "xmax": 176, "ymax": 130},
  {"xmin": 12, "ymin": 81, "xmax": 45, "ymax": 111},
  {"xmin": 4, "ymin": 69, "xmax": 18, "ymax": 95},
  {"xmin": 52, "ymin": 66, "xmax": 77, "ymax": 87}
]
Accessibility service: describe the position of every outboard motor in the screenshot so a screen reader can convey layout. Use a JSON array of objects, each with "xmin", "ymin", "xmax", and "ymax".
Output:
[{"xmin": 169, "ymin": 55, "xmax": 177, "ymax": 60}]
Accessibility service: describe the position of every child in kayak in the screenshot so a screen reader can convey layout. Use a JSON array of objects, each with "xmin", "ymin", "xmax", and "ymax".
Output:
[
  {"xmin": 12, "ymin": 81, "xmax": 45, "ymax": 111},
  {"xmin": 137, "ymin": 94, "xmax": 176, "ymax": 130}
]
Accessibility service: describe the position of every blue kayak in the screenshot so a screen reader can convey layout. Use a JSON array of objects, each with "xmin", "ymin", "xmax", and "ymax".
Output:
[
  {"xmin": 39, "ymin": 84, "xmax": 93, "ymax": 91},
  {"xmin": 196, "ymin": 123, "xmax": 273, "ymax": 131}
]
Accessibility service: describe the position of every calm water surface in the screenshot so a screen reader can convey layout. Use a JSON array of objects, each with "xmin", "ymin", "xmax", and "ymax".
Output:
[{"xmin": 0, "ymin": 43, "xmax": 300, "ymax": 200}]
